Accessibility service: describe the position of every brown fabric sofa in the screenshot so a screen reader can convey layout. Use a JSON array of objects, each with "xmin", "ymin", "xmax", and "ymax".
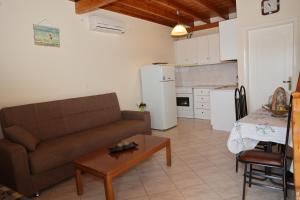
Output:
[{"xmin": 0, "ymin": 93, "xmax": 151, "ymax": 196}]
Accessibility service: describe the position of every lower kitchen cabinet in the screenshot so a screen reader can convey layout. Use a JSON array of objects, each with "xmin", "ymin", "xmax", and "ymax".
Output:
[
  {"xmin": 210, "ymin": 88, "xmax": 236, "ymax": 131},
  {"xmin": 193, "ymin": 88, "xmax": 211, "ymax": 119},
  {"xmin": 194, "ymin": 109, "xmax": 210, "ymax": 119}
]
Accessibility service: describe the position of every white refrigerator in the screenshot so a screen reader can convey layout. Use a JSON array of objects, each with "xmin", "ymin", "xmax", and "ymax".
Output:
[{"xmin": 140, "ymin": 64, "xmax": 177, "ymax": 130}]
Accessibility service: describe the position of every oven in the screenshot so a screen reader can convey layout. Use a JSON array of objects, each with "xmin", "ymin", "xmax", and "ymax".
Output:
[{"xmin": 176, "ymin": 87, "xmax": 194, "ymax": 118}]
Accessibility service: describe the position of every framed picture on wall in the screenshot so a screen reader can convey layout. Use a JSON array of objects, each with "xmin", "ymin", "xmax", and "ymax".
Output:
[
  {"xmin": 261, "ymin": 0, "xmax": 280, "ymax": 15},
  {"xmin": 33, "ymin": 25, "xmax": 60, "ymax": 47}
]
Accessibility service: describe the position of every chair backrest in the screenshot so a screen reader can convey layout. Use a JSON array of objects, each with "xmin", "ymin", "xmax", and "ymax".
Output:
[
  {"xmin": 240, "ymin": 86, "xmax": 248, "ymax": 117},
  {"xmin": 234, "ymin": 86, "xmax": 248, "ymax": 121},
  {"xmin": 235, "ymin": 88, "xmax": 241, "ymax": 120},
  {"xmin": 284, "ymin": 95, "xmax": 292, "ymax": 160}
]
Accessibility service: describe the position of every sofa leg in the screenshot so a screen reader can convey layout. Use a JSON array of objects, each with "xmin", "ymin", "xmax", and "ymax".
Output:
[{"xmin": 34, "ymin": 192, "xmax": 40, "ymax": 197}]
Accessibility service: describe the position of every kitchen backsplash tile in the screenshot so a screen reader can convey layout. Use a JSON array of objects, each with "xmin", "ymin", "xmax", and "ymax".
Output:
[{"xmin": 175, "ymin": 62, "xmax": 238, "ymax": 86}]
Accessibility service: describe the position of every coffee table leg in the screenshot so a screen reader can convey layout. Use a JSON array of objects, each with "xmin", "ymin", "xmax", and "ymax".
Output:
[
  {"xmin": 75, "ymin": 168, "xmax": 83, "ymax": 195},
  {"xmin": 166, "ymin": 140, "xmax": 172, "ymax": 167},
  {"xmin": 104, "ymin": 175, "xmax": 114, "ymax": 200}
]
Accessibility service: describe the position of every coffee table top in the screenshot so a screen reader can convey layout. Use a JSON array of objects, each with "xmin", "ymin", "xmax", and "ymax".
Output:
[{"xmin": 73, "ymin": 134, "xmax": 170, "ymax": 177}]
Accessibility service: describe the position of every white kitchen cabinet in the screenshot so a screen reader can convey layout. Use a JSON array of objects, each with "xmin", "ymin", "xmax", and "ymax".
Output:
[
  {"xmin": 194, "ymin": 102, "xmax": 210, "ymax": 109},
  {"xmin": 193, "ymin": 88, "xmax": 210, "ymax": 95},
  {"xmin": 193, "ymin": 88, "xmax": 211, "ymax": 120},
  {"xmin": 219, "ymin": 19, "xmax": 237, "ymax": 60},
  {"xmin": 174, "ymin": 34, "xmax": 221, "ymax": 66},
  {"xmin": 207, "ymin": 34, "xmax": 221, "ymax": 64},
  {"xmin": 194, "ymin": 109, "xmax": 210, "ymax": 119},
  {"xmin": 197, "ymin": 36, "xmax": 209, "ymax": 65},
  {"xmin": 210, "ymin": 89, "xmax": 236, "ymax": 131},
  {"xmin": 174, "ymin": 40, "xmax": 186, "ymax": 65},
  {"xmin": 174, "ymin": 37, "xmax": 199, "ymax": 66},
  {"xmin": 198, "ymin": 34, "xmax": 221, "ymax": 65},
  {"xmin": 194, "ymin": 95, "xmax": 210, "ymax": 103}
]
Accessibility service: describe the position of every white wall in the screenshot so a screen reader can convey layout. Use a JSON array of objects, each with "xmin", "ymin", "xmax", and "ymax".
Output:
[
  {"xmin": 236, "ymin": 0, "xmax": 300, "ymax": 88},
  {"xmin": 0, "ymin": 0, "xmax": 175, "ymax": 138},
  {"xmin": 175, "ymin": 62, "xmax": 238, "ymax": 86}
]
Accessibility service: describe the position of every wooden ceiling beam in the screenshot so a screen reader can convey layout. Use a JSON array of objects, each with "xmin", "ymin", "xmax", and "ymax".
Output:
[
  {"xmin": 230, "ymin": 0, "xmax": 236, "ymax": 5},
  {"xmin": 75, "ymin": 0, "xmax": 119, "ymax": 14},
  {"xmin": 192, "ymin": 0, "xmax": 229, "ymax": 19},
  {"xmin": 116, "ymin": 0, "xmax": 194, "ymax": 27},
  {"xmin": 103, "ymin": 3, "xmax": 177, "ymax": 27},
  {"xmin": 227, "ymin": 0, "xmax": 236, "ymax": 8},
  {"xmin": 187, "ymin": 22, "xmax": 219, "ymax": 33},
  {"xmin": 152, "ymin": 0, "xmax": 210, "ymax": 24}
]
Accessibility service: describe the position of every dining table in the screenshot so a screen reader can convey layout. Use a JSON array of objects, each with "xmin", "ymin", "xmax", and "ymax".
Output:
[{"xmin": 227, "ymin": 108, "xmax": 294, "ymax": 172}]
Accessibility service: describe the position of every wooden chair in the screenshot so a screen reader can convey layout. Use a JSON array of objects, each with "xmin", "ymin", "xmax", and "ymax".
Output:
[
  {"xmin": 239, "ymin": 96, "xmax": 292, "ymax": 200},
  {"xmin": 234, "ymin": 87, "xmax": 244, "ymax": 172},
  {"xmin": 234, "ymin": 85, "xmax": 267, "ymax": 172},
  {"xmin": 234, "ymin": 88, "xmax": 242, "ymax": 121},
  {"xmin": 240, "ymin": 86, "xmax": 248, "ymax": 118},
  {"xmin": 235, "ymin": 87, "xmax": 247, "ymax": 121}
]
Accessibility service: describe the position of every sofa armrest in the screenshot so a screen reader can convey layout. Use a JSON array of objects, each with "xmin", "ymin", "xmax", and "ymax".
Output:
[
  {"xmin": 121, "ymin": 111, "xmax": 151, "ymax": 134},
  {"xmin": 0, "ymin": 139, "xmax": 33, "ymax": 196}
]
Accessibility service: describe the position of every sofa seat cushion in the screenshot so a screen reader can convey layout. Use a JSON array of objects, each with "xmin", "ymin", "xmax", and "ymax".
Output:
[{"xmin": 29, "ymin": 119, "xmax": 147, "ymax": 174}]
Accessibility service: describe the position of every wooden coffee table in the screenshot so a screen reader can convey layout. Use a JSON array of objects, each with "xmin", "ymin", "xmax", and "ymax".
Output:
[{"xmin": 73, "ymin": 134, "xmax": 171, "ymax": 200}]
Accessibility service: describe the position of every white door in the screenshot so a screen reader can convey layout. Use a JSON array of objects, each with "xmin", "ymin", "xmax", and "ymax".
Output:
[{"xmin": 248, "ymin": 23, "xmax": 294, "ymax": 111}]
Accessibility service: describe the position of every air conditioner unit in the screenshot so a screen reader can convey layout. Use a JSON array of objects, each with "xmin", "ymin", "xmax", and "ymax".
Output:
[{"xmin": 89, "ymin": 15, "xmax": 126, "ymax": 34}]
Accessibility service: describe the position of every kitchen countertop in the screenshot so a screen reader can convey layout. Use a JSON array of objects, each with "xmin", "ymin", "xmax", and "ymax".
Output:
[
  {"xmin": 214, "ymin": 84, "xmax": 238, "ymax": 90},
  {"xmin": 176, "ymin": 84, "xmax": 222, "ymax": 88},
  {"xmin": 176, "ymin": 84, "xmax": 238, "ymax": 90},
  {"xmin": 192, "ymin": 85, "xmax": 222, "ymax": 89}
]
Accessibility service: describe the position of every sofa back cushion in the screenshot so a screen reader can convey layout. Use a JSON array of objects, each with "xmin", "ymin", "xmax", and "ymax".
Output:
[{"xmin": 0, "ymin": 93, "xmax": 122, "ymax": 141}]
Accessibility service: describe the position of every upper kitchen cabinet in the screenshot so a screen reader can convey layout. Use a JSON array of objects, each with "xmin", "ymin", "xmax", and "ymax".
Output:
[
  {"xmin": 174, "ymin": 34, "xmax": 221, "ymax": 66},
  {"xmin": 197, "ymin": 36, "xmax": 209, "ymax": 65},
  {"xmin": 174, "ymin": 37, "xmax": 199, "ymax": 66},
  {"xmin": 198, "ymin": 34, "xmax": 221, "ymax": 65},
  {"xmin": 219, "ymin": 19, "xmax": 238, "ymax": 61},
  {"xmin": 207, "ymin": 34, "xmax": 221, "ymax": 64}
]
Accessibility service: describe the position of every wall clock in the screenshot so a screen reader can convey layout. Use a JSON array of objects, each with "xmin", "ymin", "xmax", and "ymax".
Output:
[{"xmin": 261, "ymin": 0, "xmax": 280, "ymax": 15}]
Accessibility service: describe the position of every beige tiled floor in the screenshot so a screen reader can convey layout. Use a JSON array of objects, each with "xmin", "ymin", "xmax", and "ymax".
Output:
[{"xmin": 35, "ymin": 118, "xmax": 294, "ymax": 200}]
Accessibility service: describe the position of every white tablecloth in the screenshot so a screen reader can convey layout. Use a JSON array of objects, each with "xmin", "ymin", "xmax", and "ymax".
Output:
[{"xmin": 227, "ymin": 108, "xmax": 293, "ymax": 172}]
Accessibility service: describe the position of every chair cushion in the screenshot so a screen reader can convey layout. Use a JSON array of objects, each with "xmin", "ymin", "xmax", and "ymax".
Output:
[
  {"xmin": 4, "ymin": 126, "xmax": 40, "ymax": 151},
  {"xmin": 239, "ymin": 150, "xmax": 283, "ymax": 167},
  {"xmin": 29, "ymin": 119, "xmax": 147, "ymax": 174}
]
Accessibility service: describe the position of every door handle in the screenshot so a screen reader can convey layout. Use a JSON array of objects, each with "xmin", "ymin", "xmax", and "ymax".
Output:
[{"xmin": 283, "ymin": 77, "xmax": 292, "ymax": 90}]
